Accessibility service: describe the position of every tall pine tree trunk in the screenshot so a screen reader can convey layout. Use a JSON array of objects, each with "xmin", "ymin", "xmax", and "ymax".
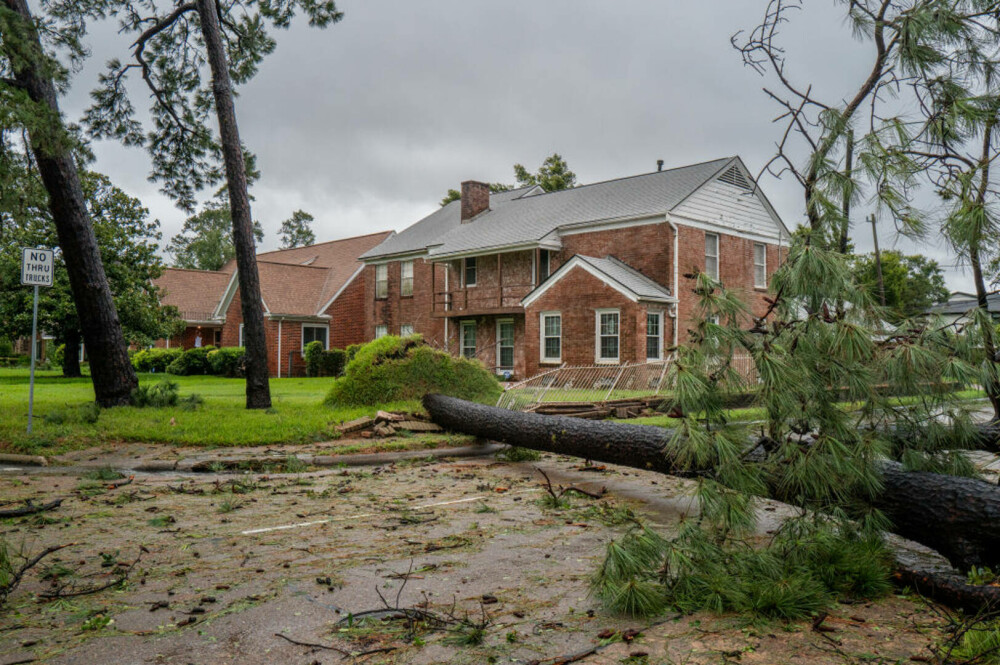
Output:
[
  {"xmin": 972, "ymin": 115, "xmax": 1000, "ymax": 422},
  {"xmin": 3, "ymin": 0, "xmax": 137, "ymax": 406},
  {"xmin": 196, "ymin": 0, "xmax": 271, "ymax": 409},
  {"xmin": 61, "ymin": 326, "xmax": 82, "ymax": 378}
]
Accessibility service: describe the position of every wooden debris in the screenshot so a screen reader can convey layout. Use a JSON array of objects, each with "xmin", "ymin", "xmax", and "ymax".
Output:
[
  {"xmin": 0, "ymin": 499, "xmax": 63, "ymax": 518},
  {"xmin": 395, "ymin": 420, "xmax": 443, "ymax": 432},
  {"xmin": 376, "ymin": 410, "xmax": 404, "ymax": 423}
]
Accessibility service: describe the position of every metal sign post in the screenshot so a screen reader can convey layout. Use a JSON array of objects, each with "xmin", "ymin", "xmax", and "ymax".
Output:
[{"xmin": 21, "ymin": 248, "xmax": 54, "ymax": 434}]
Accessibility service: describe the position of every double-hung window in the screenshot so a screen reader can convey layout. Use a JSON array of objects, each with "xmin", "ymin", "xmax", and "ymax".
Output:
[
  {"xmin": 646, "ymin": 311, "xmax": 663, "ymax": 361},
  {"xmin": 400, "ymin": 323, "xmax": 414, "ymax": 337},
  {"xmin": 375, "ymin": 324, "xmax": 388, "ymax": 339},
  {"xmin": 596, "ymin": 309, "xmax": 620, "ymax": 363},
  {"xmin": 463, "ymin": 257, "xmax": 477, "ymax": 287},
  {"xmin": 496, "ymin": 320, "xmax": 514, "ymax": 370},
  {"xmin": 540, "ymin": 312, "xmax": 561, "ymax": 363},
  {"xmin": 302, "ymin": 324, "xmax": 328, "ymax": 351},
  {"xmin": 753, "ymin": 243, "xmax": 767, "ymax": 288},
  {"xmin": 375, "ymin": 264, "xmax": 388, "ymax": 299},
  {"xmin": 400, "ymin": 260, "xmax": 414, "ymax": 297},
  {"xmin": 460, "ymin": 321, "xmax": 477, "ymax": 359},
  {"xmin": 705, "ymin": 233, "xmax": 720, "ymax": 281}
]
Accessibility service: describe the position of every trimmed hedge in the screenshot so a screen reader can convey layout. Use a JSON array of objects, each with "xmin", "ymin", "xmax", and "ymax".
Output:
[
  {"xmin": 132, "ymin": 348, "xmax": 183, "ymax": 373},
  {"xmin": 324, "ymin": 335, "xmax": 501, "ymax": 406},
  {"xmin": 305, "ymin": 341, "xmax": 346, "ymax": 377},
  {"xmin": 208, "ymin": 346, "xmax": 246, "ymax": 377},
  {"xmin": 166, "ymin": 346, "xmax": 215, "ymax": 376}
]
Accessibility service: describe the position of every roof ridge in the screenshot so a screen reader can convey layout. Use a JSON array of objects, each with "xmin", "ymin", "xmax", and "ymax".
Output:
[
  {"xmin": 508, "ymin": 156, "xmax": 735, "ymax": 201},
  {"xmin": 257, "ymin": 230, "xmax": 393, "ymax": 255},
  {"xmin": 256, "ymin": 259, "xmax": 332, "ymax": 270},
  {"xmin": 162, "ymin": 267, "xmax": 231, "ymax": 275}
]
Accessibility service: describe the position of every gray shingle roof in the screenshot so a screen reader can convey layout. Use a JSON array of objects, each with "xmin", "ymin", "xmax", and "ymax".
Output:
[
  {"xmin": 358, "ymin": 186, "xmax": 537, "ymax": 260},
  {"xmin": 361, "ymin": 157, "xmax": 735, "ymax": 260},
  {"xmin": 931, "ymin": 292, "xmax": 1000, "ymax": 315},
  {"xmin": 575, "ymin": 256, "xmax": 675, "ymax": 302},
  {"xmin": 522, "ymin": 254, "xmax": 675, "ymax": 306}
]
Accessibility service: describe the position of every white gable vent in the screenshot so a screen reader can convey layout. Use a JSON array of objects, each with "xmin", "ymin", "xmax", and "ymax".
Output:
[{"xmin": 718, "ymin": 165, "xmax": 752, "ymax": 192}]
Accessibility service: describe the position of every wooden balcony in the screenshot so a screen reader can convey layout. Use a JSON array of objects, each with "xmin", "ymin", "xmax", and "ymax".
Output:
[{"xmin": 432, "ymin": 283, "xmax": 533, "ymax": 318}]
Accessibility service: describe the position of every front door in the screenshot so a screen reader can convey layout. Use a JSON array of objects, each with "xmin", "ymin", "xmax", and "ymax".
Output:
[{"xmin": 496, "ymin": 319, "xmax": 514, "ymax": 371}]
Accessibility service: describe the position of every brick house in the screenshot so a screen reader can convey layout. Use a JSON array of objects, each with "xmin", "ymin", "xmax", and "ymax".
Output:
[
  {"xmin": 152, "ymin": 231, "xmax": 391, "ymax": 376},
  {"xmin": 359, "ymin": 157, "xmax": 791, "ymax": 379}
]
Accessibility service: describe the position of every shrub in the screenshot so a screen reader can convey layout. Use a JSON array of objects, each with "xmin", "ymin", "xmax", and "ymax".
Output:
[
  {"xmin": 207, "ymin": 346, "xmax": 245, "ymax": 377},
  {"xmin": 132, "ymin": 348, "xmax": 182, "ymax": 373},
  {"xmin": 0, "ymin": 338, "xmax": 12, "ymax": 356},
  {"xmin": 52, "ymin": 344, "xmax": 65, "ymax": 368},
  {"xmin": 325, "ymin": 335, "xmax": 501, "ymax": 406},
  {"xmin": 345, "ymin": 343, "xmax": 363, "ymax": 362},
  {"xmin": 131, "ymin": 380, "xmax": 180, "ymax": 407},
  {"xmin": 166, "ymin": 346, "xmax": 215, "ymax": 376},
  {"xmin": 304, "ymin": 340, "xmax": 324, "ymax": 377}
]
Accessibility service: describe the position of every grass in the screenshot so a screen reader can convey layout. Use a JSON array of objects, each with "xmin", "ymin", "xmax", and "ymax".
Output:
[{"xmin": 0, "ymin": 368, "xmax": 421, "ymax": 455}]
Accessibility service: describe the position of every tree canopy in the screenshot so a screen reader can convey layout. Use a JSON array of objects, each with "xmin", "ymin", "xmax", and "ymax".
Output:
[
  {"xmin": 439, "ymin": 153, "xmax": 575, "ymax": 206},
  {"xmin": 167, "ymin": 204, "xmax": 264, "ymax": 272},
  {"xmin": 851, "ymin": 251, "xmax": 949, "ymax": 321},
  {"xmin": 0, "ymin": 162, "xmax": 178, "ymax": 376},
  {"xmin": 279, "ymin": 209, "xmax": 316, "ymax": 249}
]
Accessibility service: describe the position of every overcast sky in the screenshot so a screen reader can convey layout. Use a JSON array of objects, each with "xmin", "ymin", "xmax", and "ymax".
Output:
[{"xmin": 60, "ymin": 0, "xmax": 971, "ymax": 290}]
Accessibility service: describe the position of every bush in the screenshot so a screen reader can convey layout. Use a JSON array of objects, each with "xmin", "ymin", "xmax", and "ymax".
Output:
[
  {"xmin": 52, "ymin": 344, "xmax": 65, "ymax": 369},
  {"xmin": 207, "ymin": 346, "xmax": 245, "ymax": 377},
  {"xmin": 325, "ymin": 335, "xmax": 501, "ymax": 406},
  {"xmin": 345, "ymin": 343, "xmax": 363, "ymax": 362},
  {"xmin": 166, "ymin": 346, "xmax": 215, "ymax": 376},
  {"xmin": 304, "ymin": 340, "xmax": 324, "ymax": 377},
  {"xmin": 131, "ymin": 348, "xmax": 182, "ymax": 373},
  {"xmin": 306, "ymin": 341, "xmax": 347, "ymax": 378},
  {"xmin": 131, "ymin": 380, "xmax": 180, "ymax": 407},
  {"xmin": 0, "ymin": 338, "xmax": 13, "ymax": 356}
]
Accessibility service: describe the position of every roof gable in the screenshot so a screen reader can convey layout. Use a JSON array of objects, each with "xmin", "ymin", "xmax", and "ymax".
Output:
[
  {"xmin": 521, "ymin": 255, "xmax": 676, "ymax": 308},
  {"xmin": 153, "ymin": 268, "xmax": 233, "ymax": 323}
]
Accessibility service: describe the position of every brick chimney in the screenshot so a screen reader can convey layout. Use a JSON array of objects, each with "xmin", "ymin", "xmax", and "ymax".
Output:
[{"xmin": 460, "ymin": 180, "xmax": 490, "ymax": 223}]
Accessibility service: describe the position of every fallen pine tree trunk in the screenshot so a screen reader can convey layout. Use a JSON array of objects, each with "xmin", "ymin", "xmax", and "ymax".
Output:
[{"xmin": 423, "ymin": 394, "xmax": 1000, "ymax": 573}]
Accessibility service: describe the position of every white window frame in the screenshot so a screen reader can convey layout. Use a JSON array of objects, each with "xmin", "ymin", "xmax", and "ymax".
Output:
[
  {"xmin": 400, "ymin": 260, "xmax": 414, "ymax": 297},
  {"xmin": 705, "ymin": 233, "xmax": 720, "ymax": 281},
  {"xmin": 400, "ymin": 323, "xmax": 415, "ymax": 337},
  {"xmin": 460, "ymin": 320, "xmax": 477, "ymax": 359},
  {"xmin": 595, "ymin": 308, "xmax": 620, "ymax": 364},
  {"xmin": 463, "ymin": 257, "xmax": 477, "ymax": 287},
  {"xmin": 540, "ymin": 311, "xmax": 562, "ymax": 364},
  {"xmin": 375, "ymin": 263, "xmax": 389, "ymax": 299},
  {"xmin": 238, "ymin": 323, "xmax": 244, "ymax": 348},
  {"xmin": 301, "ymin": 323, "xmax": 329, "ymax": 352},
  {"xmin": 646, "ymin": 310, "xmax": 663, "ymax": 361},
  {"xmin": 753, "ymin": 242, "xmax": 767, "ymax": 288},
  {"xmin": 496, "ymin": 319, "xmax": 515, "ymax": 370},
  {"xmin": 375, "ymin": 324, "xmax": 388, "ymax": 339}
]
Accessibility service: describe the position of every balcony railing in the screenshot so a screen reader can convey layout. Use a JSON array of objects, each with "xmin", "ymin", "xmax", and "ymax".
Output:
[{"xmin": 433, "ymin": 283, "xmax": 534, "ymax": 316}]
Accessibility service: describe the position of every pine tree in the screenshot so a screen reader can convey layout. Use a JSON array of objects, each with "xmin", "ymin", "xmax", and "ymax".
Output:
[
  {"xmin": 278, "ymin": 210, "xmax": 316, "ymax": 249},
  {"xmin": 79, "ymin": 0, "xmax": 344, "ymax": 408}
]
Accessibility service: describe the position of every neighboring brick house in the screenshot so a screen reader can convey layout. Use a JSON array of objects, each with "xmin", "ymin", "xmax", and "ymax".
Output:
[
  {"xmin": 359, "ymin": 157, "xmax": 791, "ymax": 379},
  {"xmin": 152, "ymin": 231, "xmax": 391, "ymax": 376},
  {"xmin": 153, "ymin": 267, "xmax": 234, "ymax": 349}
]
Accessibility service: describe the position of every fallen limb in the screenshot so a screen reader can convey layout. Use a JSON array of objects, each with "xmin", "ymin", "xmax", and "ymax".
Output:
[
  {"xmin": 423, "ymin": 395, "xmax": 1000, "ymax": 573},
  {"xmin": 38, "ymin": 549, "xmax": 143, "ymax": 600},
  {"xmin": 274, "ymin": 632, "xmax": 350, "ymax": 656},
  {"xmin": 0, "ymin": 499, "xmax": 63, "ymax": 519},
  {"xmin": 894, "ymin": 566, "xmax": 1000, "ymax": 615},
  {"xmin": 0, "ymin": 543, "xmax": 76, "ymax": 607}
]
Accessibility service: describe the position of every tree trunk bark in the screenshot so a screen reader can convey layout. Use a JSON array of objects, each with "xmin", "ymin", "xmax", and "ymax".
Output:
[
  {"xmin": 3, "ymin": 0, "xmax": 137, "ymax": 407},
  {"xmin": 61, "ymin": 326, "xmax": 82, "ymax": 378},
  {"xmin": 196, "ymin": 0, "xmax": 271, "ymax": 409},
  {"xmin": 422, "ymin": 394, "xmax": 1000, "ymax": 573}
]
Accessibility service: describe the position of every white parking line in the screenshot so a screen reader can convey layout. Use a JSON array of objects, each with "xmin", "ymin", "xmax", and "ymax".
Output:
[{"xmin": 240, "ymin": 488, "xmax": 540, "ymax": 536}]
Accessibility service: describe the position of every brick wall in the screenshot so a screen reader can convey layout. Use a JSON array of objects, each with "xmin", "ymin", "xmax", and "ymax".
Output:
[
  {"xmin": 366, "ymin": 258, "xmax": 446, "ymax": 347},
  {"xmin": 444, "ymin": 314, "xmax": 526, "ymax": 378},
  {"xmin": 328, "ymin": 275, "xmax": 366, "ymax": 349},
  {"xmin": 523, "ymin": 268, "xmax": 645, "ymax": 378}
]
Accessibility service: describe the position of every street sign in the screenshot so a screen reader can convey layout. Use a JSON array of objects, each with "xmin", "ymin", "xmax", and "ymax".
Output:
[
  {"xmin": 21, "ymin": 247, "xmax": 54, "ymax": 287},
  {"xmin": 22, "ymin": 247, "xmax": 54, "ymax": 435}
]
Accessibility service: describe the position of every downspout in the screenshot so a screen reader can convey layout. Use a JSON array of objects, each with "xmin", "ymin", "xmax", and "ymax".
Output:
[
  {"xmin": 666, "ymin": 216, "xmax": 680, "ymax": 348},
  {"xmin": 443, "ymin": 264, "xmax": 449, "ymax": 351},
  {"xmin": 277, "ymin": 318, "xmax": 282, "ymax": 379}
]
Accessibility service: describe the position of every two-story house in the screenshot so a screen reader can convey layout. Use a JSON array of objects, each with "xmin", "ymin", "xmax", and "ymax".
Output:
[{"xmin": 359, "ymin": 157, "xmax": 790, "ymax": 379}]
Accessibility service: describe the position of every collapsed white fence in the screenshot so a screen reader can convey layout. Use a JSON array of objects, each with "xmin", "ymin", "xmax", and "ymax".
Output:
[{"xmin": 496, "ymin": 352, "xmax": 759, "ymax": 412}]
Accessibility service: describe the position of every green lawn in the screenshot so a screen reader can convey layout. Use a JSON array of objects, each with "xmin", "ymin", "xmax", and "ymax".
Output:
[{"xmin": 0, "ymin": 369, "xmax": 422, "ymax": 455}]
